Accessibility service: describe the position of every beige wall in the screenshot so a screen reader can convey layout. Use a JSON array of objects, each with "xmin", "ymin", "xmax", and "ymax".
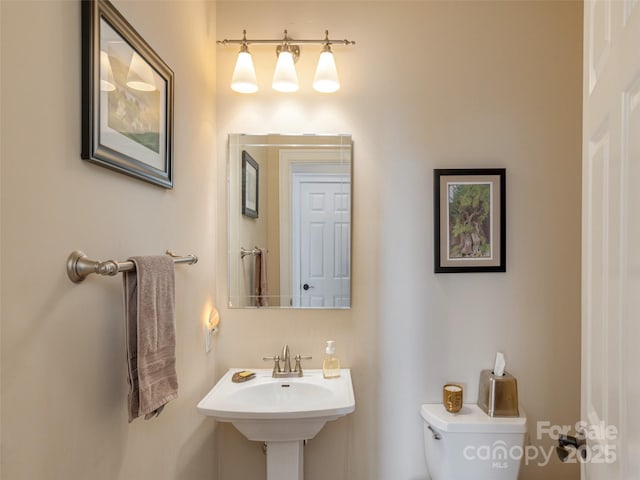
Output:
[
  {"xmin": 1, "ymin": 1, "xmax": 218, "ymax": 479},
  {"xmin": 216, "ymin": 2, "xmax": 582, "ymax": 480}
]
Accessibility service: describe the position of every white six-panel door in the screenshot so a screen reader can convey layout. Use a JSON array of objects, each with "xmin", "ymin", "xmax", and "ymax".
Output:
[
  {"xmin": 292, "ymin": 174, "xmax": 351, "ymax": 308},
  {"xmin": 582, "ymin": 0, "xmax": 640, "ymax": 478}
]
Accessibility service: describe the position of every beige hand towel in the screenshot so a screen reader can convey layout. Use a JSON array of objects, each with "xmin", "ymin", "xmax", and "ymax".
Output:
[
  {"xmin": 253, "ymin": 248, "xmax": 268, "ymax": 307},
  {"xmin": 123, "ymin": 256, "xmax": 178, "ymax": 422}
]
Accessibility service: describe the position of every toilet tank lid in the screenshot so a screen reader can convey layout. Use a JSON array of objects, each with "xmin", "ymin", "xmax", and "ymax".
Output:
[{"xmin": 421, "ymin": 404, "xmax": 527, "ymax": 434}]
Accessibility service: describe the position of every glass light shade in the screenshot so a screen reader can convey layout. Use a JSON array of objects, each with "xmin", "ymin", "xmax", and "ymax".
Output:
[
  {"xmin": 100, "ymin": 51, "xmax": 116, "ymax": 92},
  {"xmin": 272, "ymin": 50, "xmax": 299, "ymax": 92},
  {"xmin": 126, "ymin": 52, "xmax": 156, "ymax": 91},
  {"xmin": 231, "ymin": 50, "xmax": 258, "ymax": 93},
  {"xmin": 313, "ymin": 50, "xmax": 340, "ymax": 93}
]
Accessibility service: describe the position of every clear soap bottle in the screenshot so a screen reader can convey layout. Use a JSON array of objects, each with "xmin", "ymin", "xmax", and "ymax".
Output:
[{"xmin": 322, "ymin": 340, "xmax": 340, "ymax": 378}]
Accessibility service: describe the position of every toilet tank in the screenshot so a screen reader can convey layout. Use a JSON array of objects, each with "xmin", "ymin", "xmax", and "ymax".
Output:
[{"xmin": 421, "ymin": 404, "xmax": 527, "ymax": 480}]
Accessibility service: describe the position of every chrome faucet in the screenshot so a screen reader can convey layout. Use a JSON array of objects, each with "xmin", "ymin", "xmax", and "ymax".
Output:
[
  {"xmin": 263, "ymin": 345, "xmax": 312, "ymax": 378},
  {"xmin": 281, "ymin": 344, "xmax": 292, "ymax": 373}
]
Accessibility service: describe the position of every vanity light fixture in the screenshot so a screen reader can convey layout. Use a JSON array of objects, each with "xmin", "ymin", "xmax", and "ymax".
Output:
[
  {"xmin": 218, "ymin": 29, "xmax": 355, "ymax": 93},
  {"xmin": 231, "ymin": 32, "xmax": 258, "ymax": 93},
  {"xmin": 272, "ymin": 42, "xmax": 299, "ymax": 92},
  {"xmin": 313, "ymin": 38, "xmax": 340, "ymax": 93}
]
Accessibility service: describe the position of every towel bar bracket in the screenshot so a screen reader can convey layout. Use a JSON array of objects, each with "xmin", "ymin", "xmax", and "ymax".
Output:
[
  {"xmin": 66, "ymin": 250, "xmax": 198, "ymax": 283},
  {"xmin": 67, "ymin": 251, "xmax": 118, "ymax": 283},
  {"xmin": 240, "ymin": 246, "xmax": 267, "ymax": 259}
]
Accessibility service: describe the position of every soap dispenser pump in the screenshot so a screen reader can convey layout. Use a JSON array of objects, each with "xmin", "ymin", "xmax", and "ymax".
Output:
[{"xmin": 323, "ymin": 340, "xmax": 340, "ymax": 378}]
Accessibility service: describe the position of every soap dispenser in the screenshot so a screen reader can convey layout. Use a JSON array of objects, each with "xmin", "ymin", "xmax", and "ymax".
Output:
[{"xmin": 322, "ymin": 340, "xmax": 340, "ymax": 378}]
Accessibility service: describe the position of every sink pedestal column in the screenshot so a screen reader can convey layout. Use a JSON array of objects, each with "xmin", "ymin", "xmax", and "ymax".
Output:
[{"xmin": 266, "ymin": 440, "xmax": 304, "ymax": 480}]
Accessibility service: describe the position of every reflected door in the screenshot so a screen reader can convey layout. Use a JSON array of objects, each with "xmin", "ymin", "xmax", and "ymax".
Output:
[{"xmin": 292, "ymin": 175, "xmax": 350, "ymax": 307}]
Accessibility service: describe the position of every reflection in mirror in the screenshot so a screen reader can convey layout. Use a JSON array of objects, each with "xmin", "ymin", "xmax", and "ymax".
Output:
[{"xmin": 228, "ymin": 134, "xmax": 352, "ymax": 309}]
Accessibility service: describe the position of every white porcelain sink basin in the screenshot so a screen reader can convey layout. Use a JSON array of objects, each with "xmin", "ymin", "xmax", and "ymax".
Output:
[{"xmin": 197, "ymin": 368, "xmax": 355, "ymax": 441}]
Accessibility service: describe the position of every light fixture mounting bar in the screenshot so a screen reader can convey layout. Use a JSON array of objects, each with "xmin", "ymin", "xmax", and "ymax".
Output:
[{"xmin": 217, "ymin": 29, "xmax": 355, "ymax": 47}]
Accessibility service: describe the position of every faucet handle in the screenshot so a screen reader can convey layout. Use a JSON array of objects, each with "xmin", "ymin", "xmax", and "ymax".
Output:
[
  {"xmin": 263, "ymin": 354, "xmax": 281, "ymax": 372},
  {"xmin": 293, "ymin": 354, "xmax": 313, "ymax": 374}
]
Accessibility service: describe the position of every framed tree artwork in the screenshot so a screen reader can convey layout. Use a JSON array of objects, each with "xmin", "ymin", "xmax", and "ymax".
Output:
[{"xmin": 434, "ymin": 168, "xmax": 506, "ymax": 273}]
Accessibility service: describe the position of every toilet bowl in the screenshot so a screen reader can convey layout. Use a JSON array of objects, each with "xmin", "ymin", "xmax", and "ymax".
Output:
[{"xmin": 421, "ymin": 403, "xmax": 527, "ymax": 480}]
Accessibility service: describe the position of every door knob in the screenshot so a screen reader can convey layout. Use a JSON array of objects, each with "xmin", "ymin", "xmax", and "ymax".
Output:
[{"xmin": 303, "ymin": 283, "xmax": 313, "ymax": 291}]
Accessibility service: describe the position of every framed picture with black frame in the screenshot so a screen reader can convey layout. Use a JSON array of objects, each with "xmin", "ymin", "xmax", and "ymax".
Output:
[
  {"xmin": 81, "ymin": 0, "xmax": 174, "ymax": 188},
  {"xmin": 434, "ymin": 168, "xmax": 506, "ymax": 273},
  {"xmin": 242, "ymin": 151, "xmax": 259, "ymax": 218}
]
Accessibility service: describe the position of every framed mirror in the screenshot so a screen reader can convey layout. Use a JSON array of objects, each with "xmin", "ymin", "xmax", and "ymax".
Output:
[{"xmin": 228, "ymin": 134, "xmax": 352, "ymax": 309}]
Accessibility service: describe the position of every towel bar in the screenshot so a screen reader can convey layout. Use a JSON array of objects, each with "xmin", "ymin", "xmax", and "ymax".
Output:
[{"xmin": 66, "ymin": 250, "xmax": 198, "ymax": 283}]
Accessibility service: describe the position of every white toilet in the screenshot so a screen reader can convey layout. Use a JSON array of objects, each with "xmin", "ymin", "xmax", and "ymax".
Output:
[{"xmin": 421, "ymin": 403, "xmax": 527, "ymax": 480}]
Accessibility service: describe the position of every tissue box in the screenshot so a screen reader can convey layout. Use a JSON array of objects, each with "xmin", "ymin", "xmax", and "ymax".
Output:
[{"xmin": 477, "ymin": 369, "xmax": 519, "ymax": 417}]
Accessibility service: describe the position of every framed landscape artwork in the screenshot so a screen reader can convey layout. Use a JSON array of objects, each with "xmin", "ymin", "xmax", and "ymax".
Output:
[{"xmin": 81, "ymin": 0, "xmax": 174, "ymax": 188}]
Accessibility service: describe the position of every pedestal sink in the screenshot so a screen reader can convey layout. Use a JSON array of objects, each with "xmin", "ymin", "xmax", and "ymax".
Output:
[{"xmin": 197, "ymin": 368, "xmax": 355, "ymax": 480}]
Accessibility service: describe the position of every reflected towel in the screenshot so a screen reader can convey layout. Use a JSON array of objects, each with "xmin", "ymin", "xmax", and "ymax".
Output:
[
  {"xmin": 123, "ymin": 256, "xmax": 178, "ymax": 422},
  {"xmin": 253, "ymin": 249, "xmax": 268, "ymax": 307}
]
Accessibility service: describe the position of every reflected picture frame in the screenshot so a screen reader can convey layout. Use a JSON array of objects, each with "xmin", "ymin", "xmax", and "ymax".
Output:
[
  {"xmin": 81, "ymin": 0, "xmax": 174, "ymax": 188},
  {"xmin": 242, "ymin": 151, "xmax": 259, "ymax": 218},
  {"xmin": 434, "ymin": 168, "xmax": 506, "ymax": 273}
]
